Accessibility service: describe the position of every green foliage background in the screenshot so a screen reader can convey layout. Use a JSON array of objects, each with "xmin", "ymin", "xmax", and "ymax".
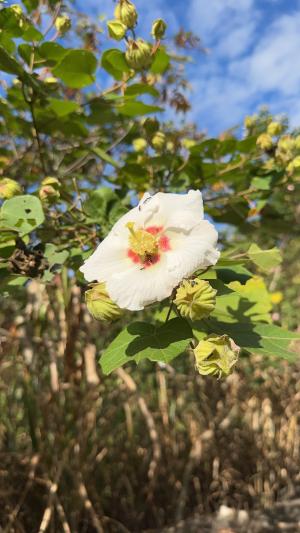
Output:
[{"xmin": 0, "ymin": 0, "xmax": 299, "ymax": 530}]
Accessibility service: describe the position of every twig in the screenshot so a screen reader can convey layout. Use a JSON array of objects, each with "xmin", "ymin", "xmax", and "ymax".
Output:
[
  {"xmin": 116, "ymin": 368, "xmax": 161, "ymax": 481},
  {"xmin": 21, "ymin": 83, "xmax": 47, "ymax": 176},
  {"xmin": 4, "ymin": 455, "xmax": 40, "ymax": 533},
  {"xmin": 43, "ymin": 2, "xmax": 62, "ymax": 39},
  {"xmin": 77, "ymin": 475, "xmax": 104, "ymax": 533}
]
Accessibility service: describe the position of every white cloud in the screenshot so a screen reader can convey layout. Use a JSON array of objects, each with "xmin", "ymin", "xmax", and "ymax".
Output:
[
  {"xmin": 185, "ymin": 2, "xmax": 300, "ymax": 132},
  {"xmin": 76, "ymin": 0, "xmax": 300, "ymax": 133},
  {"xmin": 244, "ymin": 13, "xmax": 300, "ymax": 95}
]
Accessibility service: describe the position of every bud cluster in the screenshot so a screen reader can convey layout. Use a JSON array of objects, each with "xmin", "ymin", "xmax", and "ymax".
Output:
[
  {"xmin": 85, "ymin": 282, "xmax": 123, "ymax": 322},
  {"xmin": 39, "ymin": 177, "xmax": 60, "ymax": 204},
  {"xmin": 194, "ymin": 334, "xmax": 239, "ymax": 378},
  {"xmin": 0, "ymin": 178, "xmax": 22, "ymax": 199},
  {"xmin": 55, "ymin": 14, "xmax": 72, "ymax": 35},
  {"xmin": 125, "ymin": 38, "xmax": 153, "ymax": 70},
  {"xmin": 174, "ymin": 279, "xmax": 217, "ymax": 321}
]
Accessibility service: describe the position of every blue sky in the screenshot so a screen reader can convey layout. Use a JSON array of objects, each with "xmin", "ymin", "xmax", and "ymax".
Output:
[{"xmin": 75, "ymin": 0, "xmax": 300, "ymax": 135}]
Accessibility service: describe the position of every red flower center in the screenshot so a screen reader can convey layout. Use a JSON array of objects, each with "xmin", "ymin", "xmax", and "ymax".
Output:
[{"xmin": 127, "ymin": 225, "xmax": 170, "ymax": 268}]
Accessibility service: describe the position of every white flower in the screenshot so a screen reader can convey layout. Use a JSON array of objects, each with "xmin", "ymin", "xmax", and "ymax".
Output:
[{"xmin": 80, "ymin": 190, "xmax": 220, "ymax": 311}]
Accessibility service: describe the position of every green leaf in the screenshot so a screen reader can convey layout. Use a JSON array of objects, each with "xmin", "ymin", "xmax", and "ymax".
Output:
[
  {"xmin": 83, "ymin": 187, "xmax": 120, "ymax": 222},
  {"xmin": 42, "ymin": 244, "xmax": 69, "ymax": 281},
  {"xmin": 125, "ymin": 83, "xmax": 159, "ymax": 98},
  {"xmin": 44, "ymin": 243, "xmax": 69, "ymax": 267},
  {"xmin": 52, "ymin": 50, "xmax": 97, "ymax": 88},
  {"xmin": 212, "ymin": 277, "xmax": 272, "ymax": 323},
  {"xmin": 0, "ymin": 195, "xmax": 44, "ymax": 236},
  {"xmin": 201, "ymin": 319, "xmax": 299, "ymax": 361},
  {"xmin": 117, "ymin": 100, "xmax": 162, "ymax": 117},
  {"xmin": 100, "ymin": 317, "xmax": 193, "ymax": 375},
  {"xmin": 48, "ymin": 98, "xmax": 79, "ymax": 117},
  {"xmin": 0, "ymin": 45, "xmax": 23, "ymax": 75},
  {"xmin": 247, "ymin": 243, "xmax": 282, "ymax": 271},
  {"xmin": 39, "ymin": 42, "xmax": 68, "ymax": 63},
  {"xmin": 101, "ymin": 49, "xmax": 130, "ymax": 80},
  {"xmin": 22, "ymin": 24, "xmax": 43, "ymax": 42},
  {"xmin": 150, "ymin": 47, "xmax": 170, "ymax": 74},
  {"xmin": 91, "ymin": 147, "xmax": 120, "ymax": 168},
  {"xmin": 251, "ymin": 176, "xmax": 272, "ymax": 190}
]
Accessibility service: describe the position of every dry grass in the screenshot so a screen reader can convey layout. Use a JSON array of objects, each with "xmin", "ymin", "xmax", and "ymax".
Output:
[{"xmin": 0, "ymin": 281, "xmax": 299, "ymax": 532}]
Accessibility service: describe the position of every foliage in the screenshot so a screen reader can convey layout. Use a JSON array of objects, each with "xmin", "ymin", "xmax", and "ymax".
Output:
[
  {"xmin": 0, "ymin": 0, "xmax": 299, "ymax": 377},
  {"xmin": 0, "ymin": 0, "xmax": 299, "ymax": 529}
]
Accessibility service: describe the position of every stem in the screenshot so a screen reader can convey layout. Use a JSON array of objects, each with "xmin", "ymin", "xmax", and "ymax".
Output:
[
  {"xmin": 22, "ymin": 84, "xmax": 47, "ymax": 176},
  {"xmin": 29, "ymin": 100, "xmax": 47, "ymax": 176},
  {"xmin": 165, "ymin": 301, "xmax": 174, "ymax": 322}
]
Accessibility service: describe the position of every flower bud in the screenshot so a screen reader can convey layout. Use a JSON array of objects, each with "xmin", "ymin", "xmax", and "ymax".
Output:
[
  {"xmin": 151, "ymin": 131, "xmax": 166, "ymax": 151},
  {"xmin": 287, "ymin": 155, "xmax": 300, "ymax": 174},
  {"xmin": 125, "ymin": 39, "xmax": 153, "ymax": 70},
  {"xmin": 0, "ymin": 178, "xmax": 22, "ymax": 199},
  {"xmin": 194, "ymin": 334, "xmax": 239, "ymax": 378},
  {"xmin": 11, "ymin": 4, "xmax": 23, "ymax": 16},
  {"xmin": 182, "ymin": 138, "xmax": 196, "ymax": 149},
  {"xmin": 41, "ymin": 176, "xmax": 60, "ymax": 188},
  {"xmin": 270, "ymin": 291, "xmax": 283, "ymax": 305},
  {"xmin": 55, "ymin": 15, "xmax": 72, "ymax": 35},
  {"xmin": 278, "ymin": 135, "xmax": 295, "ymax": 153},
  {"xmin": 244, "ymin": 115, "xmax": 255, "ymax": 129},
  {"xmin": 267, "ymin": 121, "xmax": 283, "ymax": 136},
  {"xmin": 114, "ymin": 0, "xmax": 137, "ymax": 29},
  {"xmin": 151, "ymin": 18, "xmax": 167, "ymax": 40},
  {"xmin": 133, "ymin": 138, "xmax": 147, "ymax": 152},
  {"xmin": 39, "ymin": 185, "xmax": 60, "ymax": 204},
  {"xmin": 85, "ymin": 282, "xmax": 123, "ymax": 321},
  {"xmin": 107, "ymin": 20, "xmax": 127, "ymax": 40},
  {"xmin": 174, "ymin": 279, "xmax": 217, "ymax": 321},
  {"xmin": 256, "ymin": 133, "xmax": 273, "ymax": 151},
  {"xmin": 294, "ymin": 135, "xmax": 300, "ymax": 150},
  {"xmin": 39, "ymin": 177, "xmax": 60, "ymax": 204}
]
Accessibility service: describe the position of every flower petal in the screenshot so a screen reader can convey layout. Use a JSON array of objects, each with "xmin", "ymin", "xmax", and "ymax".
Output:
[
  {"xmin": 166, "ymin": 220, "xmax": 220, "ymax": 283},
  {"xmin": 80, "ymin": 234, "xmax": 127, "ymax": 282},
  {"xmin": 106, "ymin": 257, "xmax": 174, "ymax": 310}
]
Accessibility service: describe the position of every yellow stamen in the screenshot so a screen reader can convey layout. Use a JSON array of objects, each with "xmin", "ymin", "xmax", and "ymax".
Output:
[{"xmin": 126, "ymin": 222, "xmax": 158, "ymax": 259}]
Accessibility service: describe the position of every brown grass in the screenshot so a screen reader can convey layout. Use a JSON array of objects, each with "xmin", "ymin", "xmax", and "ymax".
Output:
[{"xmin": 0, "ymin": 281, "xmax": 299, "ymax": 532}]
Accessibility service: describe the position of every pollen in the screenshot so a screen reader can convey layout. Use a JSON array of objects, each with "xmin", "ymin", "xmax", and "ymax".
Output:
[{"xmin": 126, "ymin": 222, "xmax": 159, "ymax": 259}]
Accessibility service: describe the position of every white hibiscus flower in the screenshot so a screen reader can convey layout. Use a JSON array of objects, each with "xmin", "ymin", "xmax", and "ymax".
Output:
[{"xmin": 80, "ymin": 190, "xmax": 220, "ymax": 311}]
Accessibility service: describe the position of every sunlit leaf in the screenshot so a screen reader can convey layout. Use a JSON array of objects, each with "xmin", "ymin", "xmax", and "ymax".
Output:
[{"xmin": 100, "ymin": 318, "xmax": 193, "ymax": 374}]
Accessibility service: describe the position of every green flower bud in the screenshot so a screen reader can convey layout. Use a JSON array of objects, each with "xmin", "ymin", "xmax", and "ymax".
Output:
[
  {"xmin": 244, "ymin": 115, "xmax": 255, "ymax": 129},
  {"xmin": 114, "ymin": 0, "xmax": 137, "ymax": 29},
  {"xmin": 194, "ymin": 334, "xmax": 239, "ymax": 378},
  {"xmin": 287, "ymin": 155, "xmax": 300, "ymax": 174},
  {"xmin": 133, "ymin": 138, "xmax": 147, "ymax": 152},
  {"xmin": 85, "ymin": 282, "xmax": 123, "ymax": 322},
  {"xmin": 174, "ymin": 279, "xmax": 217, "ymax": 321},
  {"xmin": 107, "ymin": 19, "xmax": 127, "ymax": 40},
  {"xmin": 256, "ymin": 133, "xmax": 273, "ymax": 151},
  {"xmin": 55, "ymin": 15, "xmax": 72, "ymax": 35},
  {"xmin": 39, "ymin": 177, "xmax": 60, "ymax": 203},
  {"xmin": 151, "ymin": 131, "xmax": 166, "ymax": 151},
  {"xmin": 39, "ymin": 185, "xmax": 60, "ymax": 204},
  {"xmin": 0, "ymin": 178, "xmax": 22, "ymax": 199},
  {"xmin": 182, "ymin": 138, "xmax": 196, "ymax": 149},
  {"xmin": 267, "ymin": 121, "xmax": 283, "ymax": 136},
  {"xmin": 41, "ymin": 176, "xmax": 60, "ymax": 188},
  {"xmin": 125, "ymin": 39, "xmax": 153, "ymax": 70},
  {"xmin": 278, "ymin": 135, "xmax": 295, "ymax": 153},
  {"xmin": 151, "ymin": 18, "xmax": 167, "ymax": 40},
  {"xmin": 294, "ymin": 135, "xmax": 300, "ymax": 150}
]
